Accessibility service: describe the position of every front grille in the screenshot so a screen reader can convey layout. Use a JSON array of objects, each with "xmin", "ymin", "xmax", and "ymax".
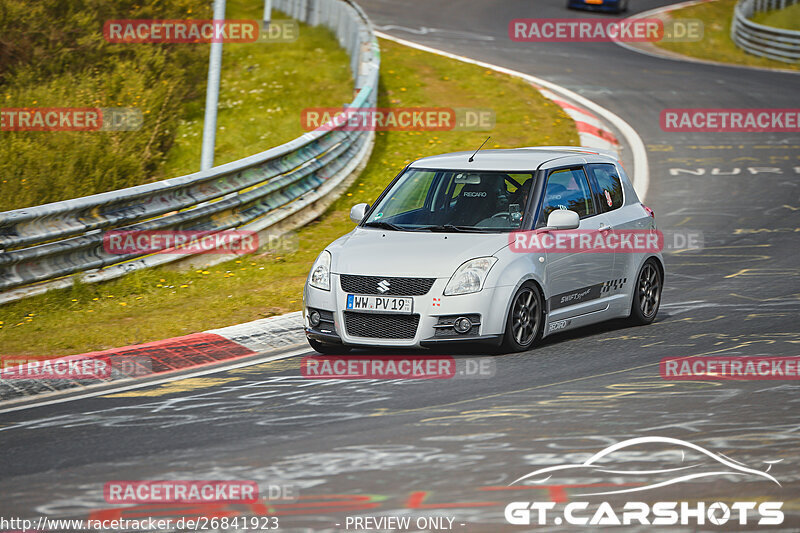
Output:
[
  {"xmin": 340, "ymin": 274, "xmax": 435, "ymax": 296},
  {"xmin": 344, "ymin": 311, "xmax": 420, "ymax": 339}
]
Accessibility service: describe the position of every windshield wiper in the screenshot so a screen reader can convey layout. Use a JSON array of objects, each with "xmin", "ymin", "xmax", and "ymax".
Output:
[
  {"xmin": 415, "ymin": 224, "xmax": 488, "ymax": 233},
  {"xmin": 362, "ymin": 221, "xmax": 406, "ymax": 231}
]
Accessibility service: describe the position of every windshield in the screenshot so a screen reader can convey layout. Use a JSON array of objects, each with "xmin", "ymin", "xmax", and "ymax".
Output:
[{"xmin": 363, "ymin": 169, "xmax": 535, "ymax": 232}]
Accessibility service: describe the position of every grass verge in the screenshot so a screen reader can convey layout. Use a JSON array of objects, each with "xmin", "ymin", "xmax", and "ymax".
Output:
[
  {"xmin": 752, "ymin": 2, "xmax": 800, "ymax": 31},
  {"xmin": 159, "ymin": 3, "xmax": 352, "ymax": 176},
  {"xmin": 0, "ymin": 0, "xmax": 352, "ymax": 211},
  {"xmin": 0, "ymin": 38, "xmax": 578, "ymax": 356},
  {"xmin": 653, "ymin": 0, "xmax": 800, "ymax": 71}
]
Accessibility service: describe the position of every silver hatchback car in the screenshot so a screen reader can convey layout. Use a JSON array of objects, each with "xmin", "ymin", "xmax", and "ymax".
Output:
[{"xmin": 303, "ymin": 147, "xmax": 664, "ymax": 353}]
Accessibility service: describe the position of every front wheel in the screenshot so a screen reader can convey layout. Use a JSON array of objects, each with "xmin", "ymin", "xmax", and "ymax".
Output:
[
  {"xmin": 501, "ymin": 282, "xmax": 544, "ymax": 352},
  {"xmin": 628, "ymin": 259, "xmax": 663, "ymax": 325}
]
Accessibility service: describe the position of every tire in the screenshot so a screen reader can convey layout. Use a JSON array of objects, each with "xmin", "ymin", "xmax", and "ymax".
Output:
[
  {"xmin": 308, "ymin": 338, "xmax": 351, "ymax": 354},
  {"xmin": 501, "ymin": 281, "xmax": 544, "ymax": 352},
  {"xmin": 629, "ymin": 259, "xmax": 663, "ymax": 325}
]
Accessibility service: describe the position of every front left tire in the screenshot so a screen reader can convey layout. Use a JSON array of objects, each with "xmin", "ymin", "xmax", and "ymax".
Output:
[{"xmin": 501, "ymin": 281, "xmax": 544, "ymax": 352}]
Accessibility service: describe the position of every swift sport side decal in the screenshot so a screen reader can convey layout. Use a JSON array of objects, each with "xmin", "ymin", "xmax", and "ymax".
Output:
[
  {"xmin": 549, "ymin": 278, "xmax": 627, "ymax": 311},
  {"xmin": 548, "ymin": 283, "xmax": 604, "ymax": 311}
]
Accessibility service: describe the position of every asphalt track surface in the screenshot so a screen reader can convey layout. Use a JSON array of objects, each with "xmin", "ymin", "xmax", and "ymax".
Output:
[{"xmin": 2, "ymin": 1, "xmax": 799, "ymax": 531}]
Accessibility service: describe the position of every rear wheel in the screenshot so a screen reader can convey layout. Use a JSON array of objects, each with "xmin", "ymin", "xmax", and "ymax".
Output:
[
  {"xmin": 308, "ymin": 338, "xmax": 351, "ymax": 354},
  {"xmin": 629, "ymin": 259, "xmax": 662, "ymax": 325},
  {"xmin": 501, "ymin": 282, "xmax": 544, "ymax": 352}
]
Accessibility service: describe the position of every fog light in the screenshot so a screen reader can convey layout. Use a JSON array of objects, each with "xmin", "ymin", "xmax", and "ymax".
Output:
[
  {"xmin": 453, "ymin": 316, "xmax": 472, "ymax": 334},
  {"xmin": 309, "ymin": 310, "xmax": 321, "ymax": 327}
]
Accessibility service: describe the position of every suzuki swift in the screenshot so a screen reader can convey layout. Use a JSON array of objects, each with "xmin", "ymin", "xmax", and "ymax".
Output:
[{"xmin": 303, "ymin": 147, "xmax": 664, "ymax": 353}]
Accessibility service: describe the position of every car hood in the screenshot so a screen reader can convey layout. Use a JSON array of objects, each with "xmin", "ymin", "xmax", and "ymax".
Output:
[{"xmin": 328, "ymin": 228, "xmax": 511, "ymax": 278}]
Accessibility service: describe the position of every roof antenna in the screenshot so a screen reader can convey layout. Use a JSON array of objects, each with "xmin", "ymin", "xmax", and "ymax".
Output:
[{"xmin": 468, "ymin": 136, "xmax": 491, "ymax": 163}]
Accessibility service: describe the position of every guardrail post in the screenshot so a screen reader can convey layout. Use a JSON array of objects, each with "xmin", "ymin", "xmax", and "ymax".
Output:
[
  {"xmin": 263, "ymin": 0, "xmax": 272, "ymax": 25},
  {"xmin": 200, "ymin": 0, "xmax": 226, "ymax": 171},
  {"xmin": 307, "ymin": 0, "xmax": 319, "ymax": 25}
]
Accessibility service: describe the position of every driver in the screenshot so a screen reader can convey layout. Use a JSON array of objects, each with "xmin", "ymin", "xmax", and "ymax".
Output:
[{"xmin": 510, "ymin": 179, "xmax": 532, "ymax": 209}]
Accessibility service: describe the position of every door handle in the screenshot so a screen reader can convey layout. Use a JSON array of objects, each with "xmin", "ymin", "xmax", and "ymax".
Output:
[{"xmin": 599, "ymin": 224, "xmax": 612, "ymax": 232}]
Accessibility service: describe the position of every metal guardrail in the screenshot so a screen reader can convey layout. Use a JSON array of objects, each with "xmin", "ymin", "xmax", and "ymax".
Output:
[
  {"xmin": 731, "ymin": 0, "xmax": 800, "ymax": 63},
  {"xmin": 0, "ymin": 0, "xmax": 379, "ymax": 303}
]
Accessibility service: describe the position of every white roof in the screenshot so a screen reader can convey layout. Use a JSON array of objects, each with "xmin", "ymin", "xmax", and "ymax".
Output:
[{"xmin": 409, "ymin": 146, "xmax": 618, "ymax": 172}]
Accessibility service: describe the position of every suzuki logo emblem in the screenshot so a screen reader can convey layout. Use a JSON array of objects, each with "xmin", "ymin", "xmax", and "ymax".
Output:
[{"xmin": 377, "ymin": 280, "xmax": 391, "ymax": 293}]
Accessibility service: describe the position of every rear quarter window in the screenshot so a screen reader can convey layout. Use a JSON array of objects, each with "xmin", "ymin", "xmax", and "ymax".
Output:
[
  {"xmin": 588, "ymin": 163, "xmax": 624, "ymax": 211},
  {"xmin": 540, "ymin": 167, "xmax": 596, "ymax": 222}
]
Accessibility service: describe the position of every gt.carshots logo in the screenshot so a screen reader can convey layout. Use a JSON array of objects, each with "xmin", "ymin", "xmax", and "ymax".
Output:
[
  {"xmin": 504, "ymin": 437, "xmax": 784, "ymax": 527},
  {"xmin": 505, "ymin": 500, "xmax": 782, "ymax": 526}
]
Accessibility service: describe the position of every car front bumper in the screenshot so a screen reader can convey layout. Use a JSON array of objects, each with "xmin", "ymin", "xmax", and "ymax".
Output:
[{"xmin": 303, "ymin": 274, "xmax": 514, "ymax": 349}]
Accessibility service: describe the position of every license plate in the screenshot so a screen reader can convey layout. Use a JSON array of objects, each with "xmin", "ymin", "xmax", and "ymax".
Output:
[
  {"xmin": 585, "ymin": 0, "xmax": 604, "ymax": 4},
  {"xmin": 346, "ymin": 294, "xmax": 413, "ymax": 314}
]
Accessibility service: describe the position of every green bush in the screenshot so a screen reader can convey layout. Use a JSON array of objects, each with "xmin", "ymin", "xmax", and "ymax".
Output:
[{"xmin": 0, "ymin": 0, "xmax": 211, "ymax": 210}]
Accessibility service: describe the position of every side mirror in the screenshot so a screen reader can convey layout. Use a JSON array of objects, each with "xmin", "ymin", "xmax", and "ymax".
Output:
[
  {"xmin": 350, "ymin": 203, "xmax": 369, "ymax": 224},
  {"xmin": 545, "ymin": 209, "xmax": 580, "ymax": 230}
]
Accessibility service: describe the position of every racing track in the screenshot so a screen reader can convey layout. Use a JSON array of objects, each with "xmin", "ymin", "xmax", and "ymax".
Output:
[{"xmin": 1, "ymin": 1, "xmax": 799, "ymax": 530}]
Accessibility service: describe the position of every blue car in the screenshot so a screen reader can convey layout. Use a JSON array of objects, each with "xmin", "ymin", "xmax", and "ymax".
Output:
[{"xmin": 567, "ymin": 0, "xmax": 629, "ymax": 14}]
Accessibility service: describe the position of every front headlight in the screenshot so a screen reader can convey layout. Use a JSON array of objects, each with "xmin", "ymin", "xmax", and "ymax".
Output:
[
  {"xmin": 309, "ymin": 250, "xmax": 331, "ymax": 291},
  {"xmin": 444, "ymin": 256, "xmax": 497, "ymax": 296}
]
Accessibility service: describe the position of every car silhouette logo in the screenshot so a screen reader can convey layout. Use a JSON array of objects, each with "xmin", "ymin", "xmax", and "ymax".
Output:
[
  {"xmin": 377, "ymin": 280, "xmax": 391, "ymax": 293},
  {"xmin": 509, "ymin": 436, "xmax": 782, "ymax": 495}
]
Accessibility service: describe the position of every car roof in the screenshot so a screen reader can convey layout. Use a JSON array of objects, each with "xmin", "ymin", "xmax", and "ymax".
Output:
[{"xmin": 408, "ymin": 146, "xmax": 618, "ymax": 172}]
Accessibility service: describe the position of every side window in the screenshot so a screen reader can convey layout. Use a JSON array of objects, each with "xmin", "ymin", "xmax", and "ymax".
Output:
[
  {"xmin": 588, "ymin": 163, "xmax": 624, "ymax": 212},
  {"xmin": 539, "ymin": 168, "xmax": 596, "ymax": 223}
]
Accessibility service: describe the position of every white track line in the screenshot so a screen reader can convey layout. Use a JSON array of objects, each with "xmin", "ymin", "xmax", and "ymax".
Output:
[
  {"xmin": 0, "ymin": 346, "xmax": 310, "ymax": 415},
  {"xmin": 375, "ymin": 31, "xmax": 650, "ymax": 201}
]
